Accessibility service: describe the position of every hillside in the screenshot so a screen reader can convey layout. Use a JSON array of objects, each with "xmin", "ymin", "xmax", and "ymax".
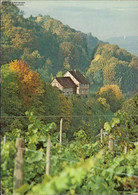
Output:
[
  {"xmin": 1, "ymin": 4, "xmax": 101, "ymax": 80},
  {"xmin": 104, "ymin": 36, "xmax": 138, "ymax": 57},
  {"xmin": 1, "ymin": 3, "xmax": 138, "ymax": 94},
  {"xmin": 87, "ymin": 43, "xmax": 138, "ymax": 93},
  {"xmin": 36, "ymin": 15, "xmax": 102, "ymax": 57}
]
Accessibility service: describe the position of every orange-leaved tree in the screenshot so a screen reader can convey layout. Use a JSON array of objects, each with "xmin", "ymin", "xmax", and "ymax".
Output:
[{"xmin": 10, "ymin": 60, "xmax": 43, "ymax": 109}]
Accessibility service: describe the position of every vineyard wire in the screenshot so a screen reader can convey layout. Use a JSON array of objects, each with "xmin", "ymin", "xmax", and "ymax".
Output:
[
  {"xmin": 14, "ymin": 147, "xmax": 138, "ymax": 179},
  {"xmin": 1, "ymin": 115, "xmax": 138, "ymax": 118},
  {"xmin": 90, "ymin": 167, "xmax": 138, "ymax": 178}
]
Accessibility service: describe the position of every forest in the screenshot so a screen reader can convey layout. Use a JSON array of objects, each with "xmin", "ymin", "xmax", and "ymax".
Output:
[{"xmin": 1, "ymin": 2, "xmax": 138, "ymax": 194}]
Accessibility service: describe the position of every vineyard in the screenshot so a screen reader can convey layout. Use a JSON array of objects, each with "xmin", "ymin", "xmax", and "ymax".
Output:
[
  {"xmin": 1, "ymin": 112, "xmax": 138, "ymax": 194},
  {"xmin": 1, "ymin": 2, "xmax": 138, "ymax": 195}
]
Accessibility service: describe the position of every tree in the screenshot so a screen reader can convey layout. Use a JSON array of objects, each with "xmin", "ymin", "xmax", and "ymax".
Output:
[
  {"xmin": 93, "ymin": 70, "xmax": 103, "ymax": 85},
  {"xmin": 41, "ymin": 83, "xmax": 60, "ymax": 123},
  {"xmin": 99, "ymin": 85, "xmax": 123, "ymax": 112},
  {"xmin": 121, "ymin": 93, "xmax": 138, "ymax": 120},
  {"xmin": 115, "ymin": 61, "xmax": 137, "ymax": 92},
  {"xmin": 85, "ymin": 96, "xmax": 113, "ymax": 136},
  {"xmin": 103, "ymin": 63, "xmax": 116, "ymax": 84},
  {"xmin": 58, "ymin": 42, "xmax": 79, "ymax": 70},
  {"xmin": 1, "ymin": 64, "xmax": 24, "ymax": 116},
  {"xmin": 67, "ymin": 96, "xmax": 87, "ymax": 139},
  {"xmin": 58, "ymin": 94, "xmax": 73, "ymax": 130},
  {"xmin": 87, "ymin": 43, "xmax": 138, "ymax": 93},
  {"xmin": 56, "ymin": 71, "xmax": 63, "ymax": 77},
  {"xmin": 1, "ymin": 64, "xmax": 25, "ymax": 133},
  {"xmin": 21, "ymin": 49, "xmax": 44, "ymax": 70},
  {"xmin": 121, "ymin": 93, "xmax": 138, "ymax": 139},
  {"xmin": 9, "ymin": 60, "xmax": 43, "ymax": 109},
  {"xmin": 37, "ymin": 66, "xmax": 50, "ymax": 83}
]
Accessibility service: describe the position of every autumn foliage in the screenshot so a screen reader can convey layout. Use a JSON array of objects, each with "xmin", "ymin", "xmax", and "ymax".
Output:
[
  {"xmin": 99, "ymin": 84, "xmax": 123, "ymax": 100},
  {"xmin": 10, "ymin": 60, "xmax": 41, "ymax": 108},
  {"xmin": 99, "ymin": 84, "xmax": 123, "ymax": 112}
]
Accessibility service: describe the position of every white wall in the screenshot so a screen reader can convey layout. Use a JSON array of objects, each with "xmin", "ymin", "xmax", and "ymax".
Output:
[
  {"xmin": 64, "ymin": 72, "xmax": 80, "ymax": 94},
  {"xmin": 51, "ymin": 79, "xmax": 63, "ymax": 91}
]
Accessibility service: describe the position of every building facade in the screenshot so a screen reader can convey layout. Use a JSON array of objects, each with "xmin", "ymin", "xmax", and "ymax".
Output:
[
  {"xmin": 64, "ymin": 70, "xmax": 90, "ymax": 96},
  {"xmin": 51, "ymin": 77, "xmax": 77, "ymax": 96},
  {"xmin": 51, "ymin": 70, "xmax": 89, "ymax": 97}
]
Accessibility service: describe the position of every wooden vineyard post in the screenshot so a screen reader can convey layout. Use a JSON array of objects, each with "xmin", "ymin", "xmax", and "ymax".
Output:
[
  {"xmin": 109, "ymin": 134, "xmax": 114, "ymax": 153},
  {"xmin": 100, "ymin": 128, "xmax": 103, "ymax": 144},
  {"xmin": 124, "ymin": 145, "xmax": 127, "ymax": 154},
  {"xmin": 3, "ymin": 136, "xmax": 6, "ymax": 145},
  {"xmin": 13, "ymin": 138, "xmax": 24, "ymax": 194},
  {"xmin": 46, "ymin": 136, "xmax": 51, "ymax": 175},
  {"xmin": 60, "ymin": 118, "xmax": 63, "ymax": 144}
]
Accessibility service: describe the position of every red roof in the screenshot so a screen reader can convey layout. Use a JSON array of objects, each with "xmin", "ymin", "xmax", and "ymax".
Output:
[{"xmin": 56, "ymin": 77, "xmax": 77, "ymax": 88}]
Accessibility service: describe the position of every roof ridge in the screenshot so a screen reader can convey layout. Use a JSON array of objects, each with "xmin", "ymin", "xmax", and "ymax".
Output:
[{"xmin": 67, "ymin": 70, "xmax": 89, "ymax": 84}]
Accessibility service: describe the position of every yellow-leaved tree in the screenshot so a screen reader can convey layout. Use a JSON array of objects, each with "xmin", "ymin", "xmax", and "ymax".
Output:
[{"xmin": 98, "ymin": 84, "xmax": 123, "ymax": 112}]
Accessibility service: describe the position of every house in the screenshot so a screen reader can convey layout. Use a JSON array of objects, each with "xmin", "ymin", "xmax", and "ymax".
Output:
[
  {"xmin": 64, "ymin": 70, "xmax": 89, "ymax": 96},
  {"xmin": 51, "ymin": 77, "xmax": 77, "ymax": 96}
]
